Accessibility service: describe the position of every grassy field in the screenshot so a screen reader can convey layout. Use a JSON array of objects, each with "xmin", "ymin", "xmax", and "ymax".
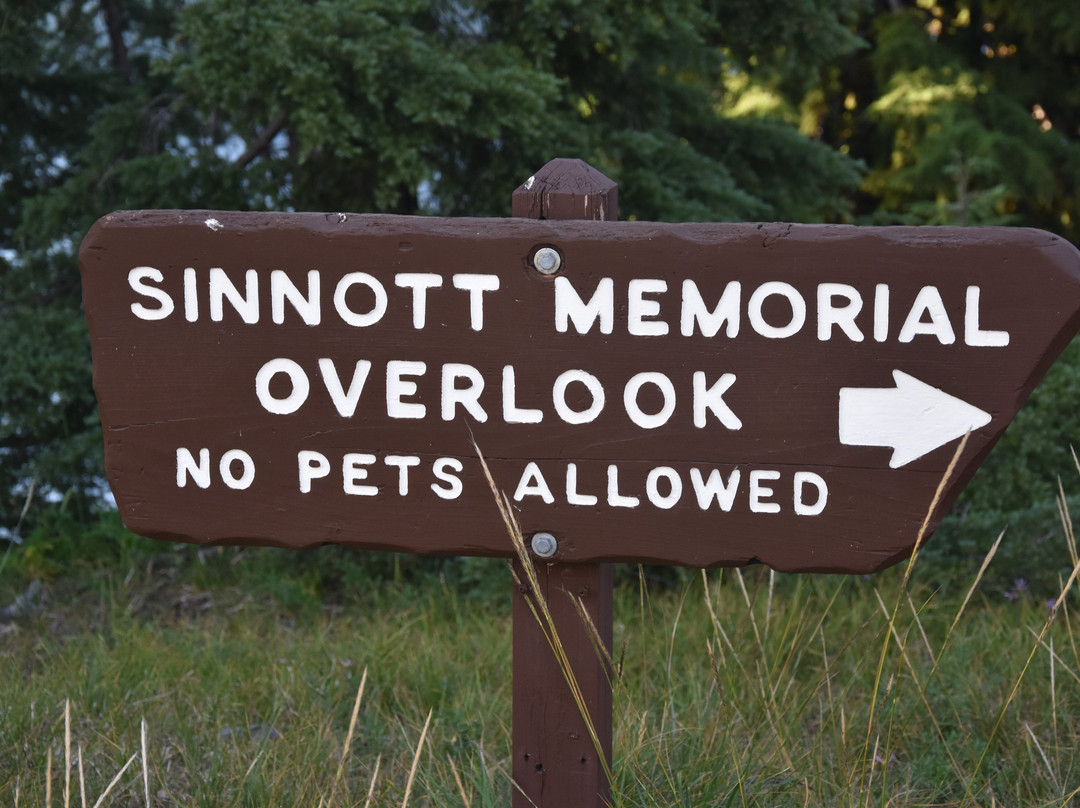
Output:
[{"xmin": 3, "ymin": 520, "xmax": 1080, "ymax": 807}]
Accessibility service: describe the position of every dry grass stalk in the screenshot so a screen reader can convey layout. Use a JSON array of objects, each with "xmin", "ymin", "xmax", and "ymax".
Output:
[
  {"xmin": 328, "ymin": 667, "xmax": 368, "ymax": 806},
  {"xmin": 400, "ymin": 708, "xmax": 432, "ymax": 808},
  {"xmin": 568, "ymin": 590, "xmax": 617, "ymax": 683},
  {"xmin": 473, "ymin": 439, "xmax": 613, "ymax": 784},
  {"xmin": 64, "ymin": 699, "xmax": 71, "ymax": 808},
  {"xmin": 141, "ymin": 718, "xmax": 150, "ymax": 808},
  {"xmin": 864, "ymin": 734, "xmax": 880, "ymax": 808},
  {"xmin": 78, "ymin": 745, "xmax": 86, "ymax": 808},
  {"xmin": 1050, "ymin": 637, "xmax": 1058, "ymax": 741},
  {"xmin": 362, "ymin": 756, "xmax": 380, "ymax": 808},
  {"xmin": 447, "ymin": 755, "xmax": 471, "ymax": 808},
  {"xmin": 90, "ymin": 752, "xmax": 138, "ymax": 808},
  {"xmin": 1022, "ymin": 721, "xmax": 1059, "ymax": 791}
]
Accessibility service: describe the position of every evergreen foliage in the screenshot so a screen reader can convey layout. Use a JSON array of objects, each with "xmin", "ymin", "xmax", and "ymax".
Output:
[{"xmin": 3, "ymin": 0, "xmax": 1080, "ymax": 587}]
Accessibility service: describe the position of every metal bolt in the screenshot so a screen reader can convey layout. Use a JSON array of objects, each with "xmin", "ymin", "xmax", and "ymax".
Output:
[
  {"xmin": 532, "ymin": 247, "xmax": 562, "ymax": 275},
  {"xmin": 530, "ymin": 532, "xmax": 558, "ymax": 558}
]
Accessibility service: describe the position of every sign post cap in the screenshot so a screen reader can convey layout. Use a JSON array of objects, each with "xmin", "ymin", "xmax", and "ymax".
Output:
[{"xmin": 512, "ymin": 158, "xmax": 617, "ymax": 221}]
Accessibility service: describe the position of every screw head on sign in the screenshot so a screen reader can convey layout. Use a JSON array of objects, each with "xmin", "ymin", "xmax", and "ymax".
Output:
[
  {"xmin": 530, "ymin": 532, "xmax": 558, "ymax": 558},
  {"xmin": 532, "ymin": 247, "xmax": 562, "ymax": 275}
]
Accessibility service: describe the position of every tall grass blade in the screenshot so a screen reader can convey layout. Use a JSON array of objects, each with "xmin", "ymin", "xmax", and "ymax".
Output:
[
  {"xmin": 734, "ymin": 568, "xmax": 762, "ymax": 648},
  {"xmin": 906, "ymin": 593, "xmax": 936, "ymax": 664},
  {"xmin": 872, "ymin": 588, "xmax": 970, "ymax": 789},
  {"xmin": 1022, "ymin": 721, "xmax": 1059, "ymax": 791},
  {"xmin": 1026, "ymin": 626, "xmax": 1080, "ymax": 686},
  {"xmin": 1057, "ymin": 781, "xmax": 1080, "ymax": 808},
  {"xmin": 1056, "ymin": 475, "xmax": 1077, "ymax": 568},
  {"xmin": 860, "ymin": 431, "xmax": 970, "ymax": 794},
  {"xmin": 241, "ymin": 751, "xmax": 264, "ymax": 786},
  {"xmin": 963, "ymin": 553, "xmax": 1080, "ymax": 806}
]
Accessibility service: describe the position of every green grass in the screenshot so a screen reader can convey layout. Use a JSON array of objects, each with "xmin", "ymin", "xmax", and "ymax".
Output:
[{"xmin": 3, "ymin": 538, "xmax": 1080, "ymax": 806}]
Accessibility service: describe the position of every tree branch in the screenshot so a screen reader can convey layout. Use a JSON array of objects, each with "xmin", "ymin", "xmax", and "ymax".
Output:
[
  {"xmin": 99, "ymin": 0, "xmax": 131, "ymax": 84},
  {"xmin": 237, "ymin": 111, "xmax": 288, "ymax": 168}
]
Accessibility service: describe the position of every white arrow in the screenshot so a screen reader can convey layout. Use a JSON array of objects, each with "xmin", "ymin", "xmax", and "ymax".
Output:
[{"xmin": 838, "ymin": 370, "xmax": 991, "ymax": 469}]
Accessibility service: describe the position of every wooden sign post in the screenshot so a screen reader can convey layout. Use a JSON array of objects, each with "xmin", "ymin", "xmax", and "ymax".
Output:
[
  {"xmin": 79, "ymin": 159, "xmax": 1080, "ymax": 805},
  {"xmin": 510, "ymin": 159, "xmax": 615, "ymax": 808}
]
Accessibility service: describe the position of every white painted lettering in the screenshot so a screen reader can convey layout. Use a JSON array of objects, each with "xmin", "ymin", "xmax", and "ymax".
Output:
[
  {"xmin": 566, "ymin": 463, "xmax": 598, "ymax": 506},
  {"xmin": 334, "ymin": 272, "xmax": 387, "ymax": 327},
  {"xmin": 395, "ymin": 273, "xmax": 443, "ymax": 329},
  {"xmin": 209, "ymin": 268, "xmax": 259, "ymax": 323},
  {"xmin": 553, "ymin": 370, "xmax": 605, "ymax": 424},
  {"xmin": 817, "ymin": 283, "xmax": 864, "ymax": 342},
  {"xmin": 749, "ymin": 470, "xmax": 781, "ymax": 514},
  {"xmin": 873, "ymin": 284, "xmax": 889, "ymax": 342},
  {"xmin": 183, "ymin": 267, "xmax": 198, "ymax": 322},
  {"xmin": 627, "ymin": 279, "xmax": 669, "ymax": 336},
  {"xmin": 689, "ymin": 468, "xmax": 740, "ymax": 511},
  {"xmin": 256, "ymin": 358, "xmax": 310, "ymax": 415},
  {"xmin": 343, "ymin": 453, "xmax": 378, "ymax": 496},
  {"xmin": 219, "ymin": 449, "xmax": 255, "ymax": 490},
  {"xmin": 129, "ymin": 267, "xmax": 175, "ymax": 321},
  {"xmin": 748, "ymin": 282, "xmax": 806, "ymax": 339},
  {"xmin": 452, "ymin": 274, "xmax": 499, "ymax": 331},
  {"xmin": 386, "ymin": 360, "xmax": 427, "ymax": 419},
  {"xmin": 441, "ymin": 363, "xmax": 488, "ymax": 422},
  {"xmin": 298, "ymin": 450, "xmax": 331, "ymax": 493},
  {"xmin": 964, "ymin": 286, "xmax": 1009, "ymax": 347},
  {"xmin": 555, "ymin": 277, "xmax": 614, "ymax": 334},
  {"xmin": 898, "ymin": 286, "xmax": 955, "ymax": 344},
  {"xmin": 646, "ymin": 467, "xmax": 682, "ymax": 509},
  {"xmin": 502, "ymin": 365, "xmax": 543, "ymax": 424},
  {"xmin": 176, "ymin": 447, "xmax": 210, "ymax": 489},
  {"xmin": 606, "ymin": 464, "xmax": 640, "ymax": 508},
  {"xmin": 514, "ymin": 462, "xmax": 555, "ymax": 504},
  {"xmin": 624, "ymin": 372, "xmax": 676, "ymax": 429},
  {"xmin": 384, "ymin": 455, "xmax": 421, "ymax": 496},
  {"xmin": 271, "ymin": 270, "xmax": 321, "ymax": 325},
  {"xmin": 681, "ymin": 280, "xmax": 740, "ymax": 337},
  {"xmin": 317, "ymin": 358, "xmax": 371, "ymax": 417},
  {"xmin": 793, "ymin": 471, "xmax": 828, "ymax": 516},
  {"xmin": 431, "ymin": 458, "xmax": 464, "ymax": 499},
  {"xmin": 692, "ymin": 372, "xmax": 741, "ymax": 429}
]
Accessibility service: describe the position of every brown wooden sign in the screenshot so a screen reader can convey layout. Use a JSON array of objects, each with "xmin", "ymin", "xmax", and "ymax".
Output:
[{"xmin": 79, "ymin": 212, "xmax": 1080, "ymax": 572}]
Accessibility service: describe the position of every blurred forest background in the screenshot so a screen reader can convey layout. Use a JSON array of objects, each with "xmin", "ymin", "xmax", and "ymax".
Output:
[{"xmin": 4, "ymin": 0, "xmax": 1080, "ymax": 592}]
